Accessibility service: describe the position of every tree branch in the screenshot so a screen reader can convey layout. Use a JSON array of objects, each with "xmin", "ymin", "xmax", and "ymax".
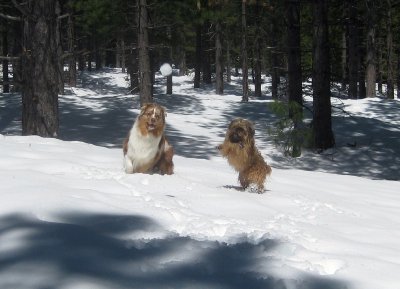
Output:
[
  {"xmin": 0, "ymin": 12, "xmax": 21, "ymax": 21},
  {"xmin": 11, "ymin": 0, "xmax": 30, "ymax": 17},
  {"xmin": 0, "ymin": 56, "xmax": 20, "ymax": 61}
]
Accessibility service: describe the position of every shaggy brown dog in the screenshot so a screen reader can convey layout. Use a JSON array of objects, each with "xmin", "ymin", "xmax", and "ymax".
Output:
[
  {"xmin": 217, "ymin": 118, "xmax": 271, "ymax": 192},
  {"xmin": 123, "ymin": 103, "xmax": 174, "ymax": 175}
]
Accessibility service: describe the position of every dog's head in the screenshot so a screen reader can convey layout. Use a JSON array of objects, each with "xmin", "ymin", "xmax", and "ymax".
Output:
[
  {"xmin": 227, "ymin": 118, "xmax": 255, "ymax": 147},
  {"xmin": 138, "ymin": 103, "xmax": 166, "ymax": 136}
]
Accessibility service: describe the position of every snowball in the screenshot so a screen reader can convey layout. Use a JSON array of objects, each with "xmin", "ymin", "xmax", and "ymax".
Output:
[{"xmin": 160, "ymin": 63, "xmax": 172, "ymax": 77}]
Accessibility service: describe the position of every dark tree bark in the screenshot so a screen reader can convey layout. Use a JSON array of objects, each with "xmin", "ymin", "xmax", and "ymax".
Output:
[
  {"xmin": 2, "ymin": 19, "xmax": 9, "ymax": 93},
  {"xmin": 254, "ymin": 1, "xmax": 262, "ymax": 98},
  {"xmin": 215, "ymin": 18, "xmax": 223, "ymax": 95},
  {"xmin": 270, "ymin": 12, "xmax": 279, "ymax": 99},
  {"xmin": 365, "ymin": 0, "xmax": 376, "ymax": 98},
  {"xmin": 241, "ymin": 0, "xmax": 248, "ymax": 102},
  {"xmin": 55, "ymin": 1, "xmax": 63, "ymax": 94},
  {"xmin": 312, "ymin": 0, "xmax": 335, "ymax": 151},
  {"xmin": 194, "ymin": 1, "xmax": 201, "ymax": 89},
  {"xmin": 137, "ymin": 0, "xmax": 152, "ymax": 105},
  {"xmin": 67, "ymin": 12, "xmax": 77, "ymax": 87},
  {"xmin": 20, "ymin": 0, "xmax": 61, "ymax": 137},
  {"xmin": 386, "ymin": 0, "xmax": 394, "ymax": 99},
  {"xmin": 11, "ymin": 20, "xmax": 22, "ymax": 92},
  {"xmin": 127, "ymin": 49, "xmax": 139, "ymax": 93},
  {"xmin": 286, "ymin": 0, "xmax": 302, "ymax": 113},
  {"xmin": 397, "ymin": 53, "xmax": 400, "ymax": 99},
  {"xmin": 286, "ymin": 0, "xmax": 303, "ymax": 157},
  {"xmin": 202, "ymin": 20, "xmax": 212, "ymax": 85},
  {"xmin": 121, "ymin": 38, "xmax": 126, "ymax": 73},
  {"xmin": 358, "ymin": 24, "xmax": 366, "ymax": 99},
  {"xmin": 341, "ymin": 32, "xmax": 346, "ymax": 91},
  {"xmin": 348, "ymin": 0, "xmax": 358, "ymax": 99},
  {"xmin": 226, "ymin": 39, "xmax": 231, "ymax": 83}
]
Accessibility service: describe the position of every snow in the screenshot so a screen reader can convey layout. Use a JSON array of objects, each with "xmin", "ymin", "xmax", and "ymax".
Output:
[
  {"xmin": 1, "ymin": 68, "xmax": 400, "ymax": 289},
  {"xmin": 160, "ymin": 63, "xmax": 173, "ymax": 77}
]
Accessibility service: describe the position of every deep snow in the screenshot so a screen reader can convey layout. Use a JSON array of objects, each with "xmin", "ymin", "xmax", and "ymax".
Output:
[{"xmin": 0, "ymin": 69, "xmax": 399, "ymax": 289}]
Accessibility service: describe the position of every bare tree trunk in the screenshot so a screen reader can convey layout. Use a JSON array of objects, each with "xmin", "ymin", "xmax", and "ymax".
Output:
[
  {"xmin": 226, "ymin": 39, "xmax": 231, "ymax": 83},
  {"xmin": 271, "ymin": 13, "xmax": 279, "ymax": 99},
  {"xmin": 241, "ymin": 0, "xmax": 248, "ymax": 102},
  {"xmin": 386, "ymin": 0, "xmax": 394, "ymax": 99},
  {"xmin": 254, "ymin": 35, "xmax": 262, "ymax": 98},
  {"xmin": 365, "ymin": 0, "xmax": 376, "ymax": 98},
  {"xmin": 202, "ymin": 20, "xmax": 211, "ymax": 85},
  {"xmin": 194, "ymin": 1, "xmax": 201, "ymax": 88},
  {"xmin": 20, "ymin": 0, "xmax": 60, "ymax": 137},
  {"xmin": 121, "ymin": 38, "xmax": 126, "ymax": 73},
  {"xmin": 341, "ymin": 3, "xmax": 347, "ymax": 91},
  {"xmin": 175, "ymin": 26, "xmax": 186, "ymax": 76},
  {"xmin": 312, "ymin": 0, "xmax": 335, "ymax": 151},
  {"xmin": 67, "ymin": 13, "xmax": 77, "ymax": 87},
  {"xmin": 127, "ymin": 49, "xmax": 139, "ymax": 93},
  {"xmin": 358, "ymin": 25, "xmax": 366, "ymax": 99},
  {"xmin": 2, "ymin": 19, "xmax": 9, "ymax": 93},
  {"xmin": 215, "ymin": 18, "xmax": 223, "ymax": 95},
  {"xmin": 138, "ymin": 0, "xmax": 152, "ymax": 105},
  {"xmin": 286, "ymin": 0, "xmax": 302, "ymax": 157},
  {"xmin": 397, "ymin": 53, "xmax": 400, "ymax": 99},
  {"xmin": 116, "ymin": 37, "xmax": 121, "ymax": 68},
  {"xmin": 55, "ymin": 1, "xmax": 64, "ymax": 94},
  {"xmin": 254, "ymin": 1, "xmax": 262, "ymax": 98},
  {"xmin": 348, "ymin": 0, "xmax": 358, "ymax": 99},
  {"xmin": 11, "ymin": 20, "xmax": 22, "ymax": 92}
]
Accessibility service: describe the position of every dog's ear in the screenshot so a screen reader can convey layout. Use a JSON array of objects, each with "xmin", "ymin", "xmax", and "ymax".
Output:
[
  {"xmin": 248, "ymin": 122, "xmax": 255, "ymax": 137},
  {"xmin": 160, "ymin": 105, "xmax": 167, "ymax": 119},
  {"xmin": 140, "ymin": 103, "xmax": 151, "ymax": 116}
]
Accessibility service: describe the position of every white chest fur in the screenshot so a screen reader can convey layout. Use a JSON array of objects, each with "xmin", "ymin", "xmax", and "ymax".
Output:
[{"xmin": 124, "ymin": 120, "xmax": 162, "ymax": 172}]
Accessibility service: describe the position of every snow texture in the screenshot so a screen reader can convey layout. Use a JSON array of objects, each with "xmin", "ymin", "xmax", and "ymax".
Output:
[
  {"xmin": 160, "ymin": 63, "xmax": 173, "ymax": 77},
  {"xmin": 1, "ymin": 68, "xmax": 400, "ymax": 289}
]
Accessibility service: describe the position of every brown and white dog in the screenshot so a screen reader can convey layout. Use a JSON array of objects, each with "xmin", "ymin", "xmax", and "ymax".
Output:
[
  {"xmin": 218, "ymin": 118, "xmax": 271, "ymax": 193},
  {"xmin": 123, "ymin": 103, "xmax": 174, "ymax": 175}
]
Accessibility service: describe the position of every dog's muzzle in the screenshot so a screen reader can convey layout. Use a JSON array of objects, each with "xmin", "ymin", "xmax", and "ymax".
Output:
[{"xmin": 229, "ymin": 133, "xmax": 242, "ymax": 143}]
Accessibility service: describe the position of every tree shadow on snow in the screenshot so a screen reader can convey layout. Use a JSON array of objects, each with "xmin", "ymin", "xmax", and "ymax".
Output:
[{"xmin": 0, "ymin": 212, "xmax": 348, "ymax": 289}]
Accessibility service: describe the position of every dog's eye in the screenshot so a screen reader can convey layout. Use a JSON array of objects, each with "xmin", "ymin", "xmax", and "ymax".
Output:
[{"xmin": 235, "ymin": 127, "xmax": 245, "ymax": 134}]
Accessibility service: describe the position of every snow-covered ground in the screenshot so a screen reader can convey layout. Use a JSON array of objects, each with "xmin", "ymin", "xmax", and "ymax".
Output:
[{"xmin": 0, "ymin": 69, "xmax": 399, "ymax": 289}]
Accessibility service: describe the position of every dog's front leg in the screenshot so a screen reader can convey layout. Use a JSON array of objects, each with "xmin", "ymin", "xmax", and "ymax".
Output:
[{"xmin": 124, "ymin": 155, "xmax": 134, "ymax": 173}]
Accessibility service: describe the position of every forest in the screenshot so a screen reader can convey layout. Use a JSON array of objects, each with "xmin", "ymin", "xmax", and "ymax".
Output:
[{"xmin": 0, "ymin": 0, "xmax": 399, "ymax": 156}]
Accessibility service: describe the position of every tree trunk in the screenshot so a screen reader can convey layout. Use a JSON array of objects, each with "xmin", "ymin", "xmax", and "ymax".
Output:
[
  {"xmin": 286, "ymin": 0, "xmax": 303, "ymax": 157},
  {"xmin": 2, "ymin": 19, "xmax": 9, "ymax": 93},
  {"xmin": 226, "ymin": 39, "xmax": 231, "ymax": 83},
  {"xmin": 271, "ymin": 12, "xmax": 279, "ymax": 99},
  {"xmin": 365, "ymin": 0, "xmax": 376, "ymax": 98},
  {"xmin": 55, "ymin": 1, "xmax": 64, "ymax": 94},
  {"xmin": 312, "ymin": 0, "xmax": 335, "ymax": 151},
  {"xmin": 215, "ymin": 19, "xmax": 223, "ymax": 95},
  {"xmin": 194, "ymin": 3, "xmax": 201, "ymax": 89},
  {"xmin": 397, "ymin": 53, "xmax": 400, "ymax": 99},
  {"xmin": 241, "ymin": 0, "xmax": 248, "ymax": 102},
  {"xmin": 341, "ymin": 1, "xmax": 348, "ymax": 91},
  {"xmin": 348, "ymin": 0, "xmax": 358, "ymax": 99},
  {"xmin": 21, "ymin": 0, "xmax": 60, "ymax": 137},
  {"xmin": 358, "ymin": 24, "xmax": 366, "ymax": 99},
  {"xmin": 121, "ymin": 38, "xmax": 126, "ymax": 73},
  {"xmin": 67, "ymin": 13, "xmax": 77, "ymax": 87},
  {"xmin": 138, "ymin": 0, "xmax": 152, "ymax": 105},
  {"xmin": 254, "ymin": 1, "xmax": 262, "ymax": 98},
  {"xmin": 386, "ymin": 0, "xmax": 394, "ymax": 99},
  {"xmin": 127, "ymin": 49, "xmax": 139, "ymax": 93},
  {"xmin": 11, "ymin": 20, "xmax": 22, "ymax": 92},
  {"xmin": 202, "ymin": 20, "xmax": 212, "ymax": 85}
]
